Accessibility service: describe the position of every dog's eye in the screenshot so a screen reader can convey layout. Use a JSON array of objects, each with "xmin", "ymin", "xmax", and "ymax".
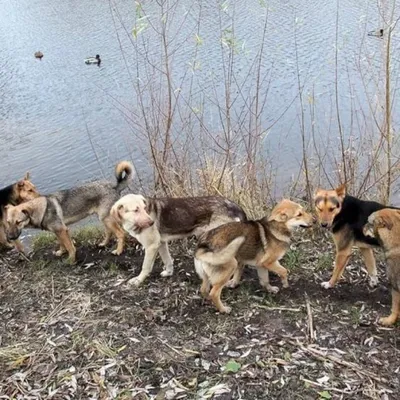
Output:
[
  {"xmin": 328, "ymin": 207, "xmax": 336, "ymax": 212},
  {"xmin": 316, "ymin": 207, "xmax": 323, "ymax": 212},
  {"xmin": 297, "ymin": 212, "xmax": 303, "ymax": 217}
]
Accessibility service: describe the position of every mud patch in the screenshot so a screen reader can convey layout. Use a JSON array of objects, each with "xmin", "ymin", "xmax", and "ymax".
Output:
[{"xmin": 0, "ymin": 236, "xmax": 398, "ymax": 399}]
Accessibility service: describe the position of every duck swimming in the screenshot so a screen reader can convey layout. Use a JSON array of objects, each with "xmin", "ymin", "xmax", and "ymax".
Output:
[
  {"xmin": 34, "ymin": 51, "xmax": 44, "ymax": 59},
  {"xmin": 85, "ymin": 54, "xmax": 101, "ymax": 66},
  {"xmin": 368, "ymin": 28, "xmax": 384, "ymax": 37}
]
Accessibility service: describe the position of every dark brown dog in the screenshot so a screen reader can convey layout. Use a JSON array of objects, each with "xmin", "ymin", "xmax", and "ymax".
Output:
[
  {"xmin": 194, "ymin": 199, "xmax": 314, "ymax": 313},
  {"xmin": 364, "ymin": 209, "xmax": 400, "ymax": 326},
  {"xmin": 0, "ymin": 173, "xmax": 39, "ymax": 251}
]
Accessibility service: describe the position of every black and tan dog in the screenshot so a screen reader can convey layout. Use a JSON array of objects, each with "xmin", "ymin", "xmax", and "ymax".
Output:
[
  {"xmin": 314, "ymin": 184, "xmax": 396, "ymax": 289},
  {"xmin": 0, "ymin": 173, "xmax": 39, "ymax": 251},
  {"xmin": 194, "ymin": 199, "xmax": 314, "ymax": 313},
  {"xmin": 364, "ymin": 209, "xmax": 400, "ymax": 326}
]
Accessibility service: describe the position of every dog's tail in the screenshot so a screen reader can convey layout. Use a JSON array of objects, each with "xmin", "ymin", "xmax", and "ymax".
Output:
[
  {"xmin": 115, "ymin": 161, "xmax": 134, "ymax": 192},
  {"xmin": 195, "ymin": 236, "xmax": 245, "ymax": 265}
]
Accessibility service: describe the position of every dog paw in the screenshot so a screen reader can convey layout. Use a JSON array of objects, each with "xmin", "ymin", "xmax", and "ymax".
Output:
[
  {"xmin": 266, "ymin": 285, "xmax": 279, "ymax": 294},
  {"xmin": 379, "ymin": 315, "xmax": 396, "ymax": 326},
  {"xmin": 111, "ymin": 249, "xmax": 122, "ymax": 256},
  {"xmin": 128, "ymin": 277, "xmax": 142, "ymax": 287},
  {"xmin": 53, "ymin": 250, "xmax": 64, "ymax": 257},
  {"xmin": 369, "ymin": 275, "xmax": 379, "ymax": 288},
  {"xmin": 160, "ymin": 269, "xmax": 174, "ymax": 278},
  {"xmin": 98, "ymin": 242, "xmax": 107, "ymax": 248},
  {"xmin": 219, "ymin": 305, "xmax": 232, "ymax": 314},
  {"xmin": 225, "ymin": 279, "xmax": 239, "ymax": 289},
  {"xmin": 321, "ymin": 281, "xmax": 333, "ymax": 289}
]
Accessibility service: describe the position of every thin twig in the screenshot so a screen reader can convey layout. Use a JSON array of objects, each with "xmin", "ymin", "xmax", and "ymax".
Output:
[{"xmin": 305, "ymin": 294, "xmax": 315, "ymax": 342}]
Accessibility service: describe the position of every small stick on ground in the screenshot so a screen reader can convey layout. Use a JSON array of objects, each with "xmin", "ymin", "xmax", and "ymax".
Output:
[
  {"xmin": 289, "ymin": 340, "xmax": 388, "ymax": 384},
  {"xmin": 305, "ymin": 293, "xmax": 315, "ymax": 342}
]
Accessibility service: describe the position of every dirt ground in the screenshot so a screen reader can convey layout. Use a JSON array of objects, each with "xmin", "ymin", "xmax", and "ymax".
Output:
[{"xmin": 0, "ymin": 231, "xmax": 399, "ymax": 399}]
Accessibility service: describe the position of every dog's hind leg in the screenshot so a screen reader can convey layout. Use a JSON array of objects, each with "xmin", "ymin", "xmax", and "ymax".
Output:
[
  {"xmin": 158, "ymin": 241, "xmax": 174, "ymax": 277},
  {"xmin": 101, "ymin": 216, "xmax": 125, "ymax": 255},
  {"xmin": 55, "ymin": 227, "xmax": 76, "ymax": 264},
  {"xmin": 360, "ymin": 247, "xmax": 378, "ymax": 287},
  {"xmin": 226, "ymin": 262, "xmax": 244, "ymax": 288},
  {"xmin": 194, "ymin": 259, "xmax": 211, "ymax": 297},
  {"xmin": 208, "ymin": 259, "xmax": 237, "ymax": 314},
  {"xmin": 53, "ymin": 243, "xmax": 66, "ymax": 257},
  {"xmin": 379, "ymin": 289, "xmax": 400, "ymax": 326}
]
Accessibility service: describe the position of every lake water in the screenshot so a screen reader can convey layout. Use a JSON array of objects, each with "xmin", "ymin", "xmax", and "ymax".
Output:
[{"xmin": 1, "ymin": 0, "xmax": 398, "ymax": 195}]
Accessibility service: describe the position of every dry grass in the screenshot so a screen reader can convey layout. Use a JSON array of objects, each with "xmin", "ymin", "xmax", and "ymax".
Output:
[{"xmin": 0, "ymin": 230, "xmax": 399, "ymax": 399}]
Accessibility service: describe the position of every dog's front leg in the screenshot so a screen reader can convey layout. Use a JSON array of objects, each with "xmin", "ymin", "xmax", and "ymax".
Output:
[
  {"xmin": 128, "ymin": 244, "xmax": 159, "ymax": 286},
  {"xmin": 256, "ymin": 266, "xmax": 279, "ymax": 293},
  {"xmin": 322, "ymin": 246, "xmax": 352, "ymax": 289},
  {"xmin": 158, "ymin": 241, "xmax": 174, "ymax": 277}
]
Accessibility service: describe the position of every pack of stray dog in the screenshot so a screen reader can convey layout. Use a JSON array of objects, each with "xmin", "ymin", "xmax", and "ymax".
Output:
[{"xmin": 2, "ymin": 163, "xmax": 400, "ymax": 325}]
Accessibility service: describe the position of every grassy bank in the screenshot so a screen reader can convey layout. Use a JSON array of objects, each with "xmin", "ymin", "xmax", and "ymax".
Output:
[{"xmin": 0, "ymin": 227, "xmax": 398, "ymax": 399}]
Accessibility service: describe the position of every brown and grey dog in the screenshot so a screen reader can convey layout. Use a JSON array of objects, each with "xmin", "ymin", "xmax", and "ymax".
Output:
[
  {"xmin": 314, "ymin": 184, "xmax": 393, "ymax": 289},
  {"xmin": 5, "ymin": 161, "xmax": 133, "ymax": 258},
  {"xmin": 5, "ymin": 197, "xmax": 77, "ymax": 263},
  {"xmin": 364, "ymin": 209, "xmax": 400, "ymax": 326},
  {"xmin": 110, "ymin": 194, "xmax": 247, "ymax": 286},
  {"xmin": 0, "ymin": 173, "xmax": 39, "ymax": 252},
  {"xmin": 194, "ymin": 199, "xmax": 314, "ymax": 313}
]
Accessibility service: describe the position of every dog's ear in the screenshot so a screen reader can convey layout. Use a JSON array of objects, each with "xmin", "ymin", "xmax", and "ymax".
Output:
[
  {"xmin": 269, "ymin": 210, "xmax": 288, "ymax": 223},
  {"xmin": 377, "ymin": 214, "xmax": 393, "ymax": 230},
  {"xmin": 21, "ymin": 209, "xmax": 31, "ymax": 221},
  {"xmin": 335, "ymin": 184, "xmax": 346, "ymax": 199},
  {"xmin": 24, "ymin": 172, "xmax": 30, "ymax": 181},
  {"xmin": 313, "ymin": 188, "xmax": 322, "ymax": 199},
  {"xmin": 111, "ymin": 204, "xmax": 124, "ymax": 224}
]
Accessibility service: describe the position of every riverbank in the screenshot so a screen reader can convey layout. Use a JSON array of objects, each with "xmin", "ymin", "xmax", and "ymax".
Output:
[{"xmin": 0, "ymin": 228, "xmax": 398, "ymax": 399}]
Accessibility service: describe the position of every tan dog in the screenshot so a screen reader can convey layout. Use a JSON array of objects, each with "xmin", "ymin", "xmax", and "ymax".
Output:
[
  {"xmin": 111, "ymin": 194, "xmax": 247, "ymax": 286},
  {"xmin": 0, "ymin": 173, "xmax": 39, "ymax": 252},
  {"xmin": 364, "ymin": 209, "xmax": 400, "ymax": 326},
  {"xmin": 5, "ymin": 197, "xmax": 76, "ymax": 263},
  {"xmin": 194, "ymin": 199, "xmax": 314, "ymax": 313},
  {"xmin": 314, "ymin": 184, "xmax": 389, "ymax": 289}
]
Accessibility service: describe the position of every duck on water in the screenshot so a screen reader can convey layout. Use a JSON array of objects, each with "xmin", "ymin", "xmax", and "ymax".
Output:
[{"xmin": 85, "ymin": 54, "xmax": 101, "ymax": 66}]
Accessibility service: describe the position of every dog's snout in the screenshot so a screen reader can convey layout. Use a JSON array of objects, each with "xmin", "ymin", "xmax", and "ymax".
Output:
[
  {"xmin": 320, "ymin": 222, "xmax": 328, "ymax": 228},
  {"xmin": 6, "ymin": 231, "xmax": 20, "ymax": 241},
  {"xmin": 148, "ymin": 220, "xmax": 154, "ymax": 227}
]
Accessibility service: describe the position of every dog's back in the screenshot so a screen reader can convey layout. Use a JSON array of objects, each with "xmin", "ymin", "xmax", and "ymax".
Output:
[
  {"xmin": 334, "ymin": 195, "xmax": 389, "ymax": 245},
  {"xmin": 151, "ymin": 196, "xmax": 246, "ymax": 236},
  {"xmin": 49, "ymin": 161, "xmax": 133, "ymax": 225}
]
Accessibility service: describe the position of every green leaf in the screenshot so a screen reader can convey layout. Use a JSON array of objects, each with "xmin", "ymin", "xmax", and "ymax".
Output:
[
  {"xmin": 224, "ymin": 360, "xmax": 241, "ymax": 373},
  {"xmin": 319, "ymin": 391, "xmax": 332, "ymax": 399}
]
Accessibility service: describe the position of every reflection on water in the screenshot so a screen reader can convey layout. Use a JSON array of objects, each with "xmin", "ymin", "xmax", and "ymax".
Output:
[{"xmin": 0, "ymin": 0, "xmax": 397, "ymax": 194}]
